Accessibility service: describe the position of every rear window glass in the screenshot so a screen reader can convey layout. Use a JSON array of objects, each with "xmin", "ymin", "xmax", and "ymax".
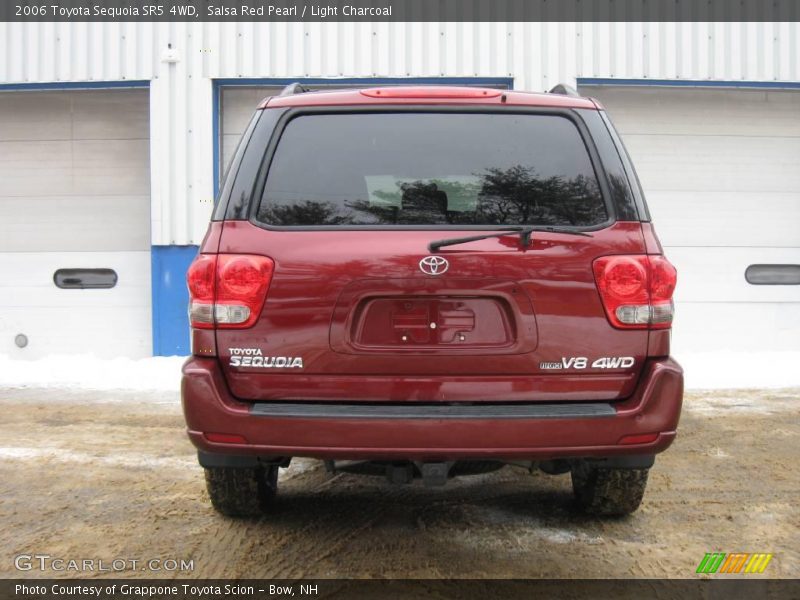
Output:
[{"xmin": 257, "ymin": 113, "xmax": 607, "ymax": 227}]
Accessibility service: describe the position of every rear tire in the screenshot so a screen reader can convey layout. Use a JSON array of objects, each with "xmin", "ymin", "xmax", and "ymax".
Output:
[
  {"xmin": 571, "ymin": 463, "xmax": 649, "ymax": 516},
  {"xmin": 204, "ymin": 465, "xmax": 279, "ymax": 517}
]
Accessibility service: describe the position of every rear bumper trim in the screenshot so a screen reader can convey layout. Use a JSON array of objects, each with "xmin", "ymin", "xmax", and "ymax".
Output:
[
  {"xmin": 250, "ymin": 401, "xmax": 615, "ymax": 419},
  {"xmin": 181, "ymin": 356, "xmax": 683, "ymax": 461}
]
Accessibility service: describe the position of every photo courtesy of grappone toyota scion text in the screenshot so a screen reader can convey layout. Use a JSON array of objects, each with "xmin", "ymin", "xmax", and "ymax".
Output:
[{"xmin": 182, "ymin": 84, "xmax": 683, "ymax": 517}]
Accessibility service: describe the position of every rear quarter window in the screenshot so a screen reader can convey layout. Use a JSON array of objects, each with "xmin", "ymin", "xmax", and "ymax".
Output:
[{"xmin": 256, "ymin": 112, "xmax": 609, "ymax": 228}]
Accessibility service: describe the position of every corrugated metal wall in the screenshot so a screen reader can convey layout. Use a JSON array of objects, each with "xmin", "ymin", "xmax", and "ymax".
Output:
[{"xmin": 1, "ymin": 21, "xmax": 798, "ymax": 244}]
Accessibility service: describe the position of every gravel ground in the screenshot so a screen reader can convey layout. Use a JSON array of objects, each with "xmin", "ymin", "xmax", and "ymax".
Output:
[{"xmin": 0, "ymin": 387, "xmax": 797, "ymax": 579}]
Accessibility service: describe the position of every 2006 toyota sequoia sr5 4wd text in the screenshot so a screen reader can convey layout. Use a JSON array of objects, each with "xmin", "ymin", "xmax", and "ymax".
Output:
[{"xmin": 182, "ymin": 84, "xmax": 683, "ymax": 517}]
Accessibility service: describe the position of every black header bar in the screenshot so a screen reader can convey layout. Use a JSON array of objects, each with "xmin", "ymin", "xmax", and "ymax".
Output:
[
  {"xmin": 3, "ymin": 579, "xmax": 800, "ymax": 600},
  {"xmin": 2, "ymin": 0, "xmax": 799, "ymax": 23}
]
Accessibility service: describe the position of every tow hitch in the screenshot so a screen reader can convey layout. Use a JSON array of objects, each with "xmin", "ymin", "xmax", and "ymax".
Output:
[{"xmin": 324, "ymin": 459, "xmax": 506, "ymax": 486}]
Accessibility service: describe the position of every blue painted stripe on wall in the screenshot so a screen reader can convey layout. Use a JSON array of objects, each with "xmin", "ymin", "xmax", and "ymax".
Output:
[
  {"xmin": 212, "ymin": 80, "xmax": 222, "ymax": 196},
  {"xmin": 151, "ymin": 245, "xmax": 198, "ymax": 357},
  {"xmin": 213, "ymin": 76, "xmax": 515, "ymax": 87},
  {"xmin": 578, "ymin": 77, "xmax": 800, "ymax": 89},
  {"xmin": 0, "ymin": 80, "xmax": 151, "ymax": 91}
]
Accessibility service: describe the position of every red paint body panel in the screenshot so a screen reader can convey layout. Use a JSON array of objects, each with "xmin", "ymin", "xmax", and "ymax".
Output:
[
  {"xmin": 200, "ymin": 221, "xmax": 223, "ymax": 253},
  {"xmin": 215, "ymin": 221, "xmax": 650, "ymax": 402},
  {"xmin": 641, "ymin": 222, "xmax": 665, "ymax": 255},
  {"xmin": 331, "ymin": 279, "xmax": 537, "ymax": 354},
  {"xmin": 642, "ymin": 222, "xmax": 672, "ymax": 357},
  {"xmin": 182, "ymin": 356, "xmax": 683, "ymax": 461},
  {"xmin": 261, "ymin": 87, "xmax": 597, "ymax": 110},
  {"xmin": 647, "ymin": 330, "xmax": 672, "ymax": 358},
  {"xmin": 182, "ymin": 91, "xmax": 684, "ymax": 470}
]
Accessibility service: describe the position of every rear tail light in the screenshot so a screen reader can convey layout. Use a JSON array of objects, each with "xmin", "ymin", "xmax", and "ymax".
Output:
[
  {"xmin": 593, "ymin": 255, "xmax": 677, "ymax": 329},
  {"xmin": 187, "ymin": 254, "xmax": 274, "ymax": 329}
]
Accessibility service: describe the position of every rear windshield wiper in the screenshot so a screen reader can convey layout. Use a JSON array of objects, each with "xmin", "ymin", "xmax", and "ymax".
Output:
[{"xmin": 428, "ymin": 226, "xmax": 593, "ymax": 252}]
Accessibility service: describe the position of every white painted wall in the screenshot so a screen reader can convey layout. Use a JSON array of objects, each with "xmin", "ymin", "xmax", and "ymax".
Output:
[
  {"xmin": 1, "ymin": 22, "xmax": 798, "ymax": 245},
  {"xmin": 580, "ymin": 85, "xmax": 800, "ymax": 362},
  {"xmin": 0, "ymin": 251, "xmax": 152, "ymax": 358},
  {"xmin": 0, "ymin": 88, "xmax": 152, "ymax": 358},
  {"xmin": 0, "ymin": 22, "xmax": 798, "ymax": 371}
]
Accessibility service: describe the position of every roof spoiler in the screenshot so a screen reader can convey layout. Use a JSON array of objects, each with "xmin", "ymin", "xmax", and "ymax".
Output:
[
  {"xmin": 278, "ymin": 82, "xmax": 311, "ymax": 97},
  {"xmin": 548, "ymin": 83, "xmax": 581, "ymax": 97}
]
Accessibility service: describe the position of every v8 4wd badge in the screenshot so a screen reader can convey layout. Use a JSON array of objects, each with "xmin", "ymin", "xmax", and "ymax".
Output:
[{"xmin": 540, "ymin": 356, "xmax": 635, "ymax": 370}]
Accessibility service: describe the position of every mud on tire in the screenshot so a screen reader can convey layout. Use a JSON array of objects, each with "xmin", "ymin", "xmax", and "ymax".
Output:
[
  {"xmin": 204, "ymin": 465, "xmax": 279, "ymax": 517},
  {"xmin": 571, "ymin": 463, "xmax": 649, "ymax": 516}
]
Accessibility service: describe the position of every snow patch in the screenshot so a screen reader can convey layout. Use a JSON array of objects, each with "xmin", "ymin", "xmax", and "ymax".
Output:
[
  {"xmin": 0, "ymin": 354, "xmax": 185, "ymax": 392},
  {"xmin": 686, "ymin": 390, "xmax": 799, "ymax": 415},
  {"xmin": 677, "ymin": 351, "xmax": 800, "ymax": 390},
  {"xmin": 451, "ymin": 513, "xmax": 604, "ymax": 550},
  {"xmin": 0, "ymin": 446, "xmax": 195, "ymax": 470},
  {"xmin": 707, "ymin": 447, "xmax": 730, "ymax": 458},
  {"xmin": 279, "ymin": 458, "xmax": 320, "ymax": 482},
  {"xmin": 1, "ymin": 351, "xmax": 798, "ymax": 394},
  {"xmin": 538, "ymin": 527, "xmax": 603, "ymax": 545}
]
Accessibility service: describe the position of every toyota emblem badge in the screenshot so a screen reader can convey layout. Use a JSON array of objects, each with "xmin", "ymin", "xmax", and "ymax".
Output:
[{"xmin": 419, "ymin": 256, "xmax": 449, "ymax": 275}]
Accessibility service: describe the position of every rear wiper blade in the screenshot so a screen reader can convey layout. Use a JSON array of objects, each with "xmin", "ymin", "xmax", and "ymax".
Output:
[{"xmin": 428, "ymin": 226, "xmax": 592, "ymax": 252}]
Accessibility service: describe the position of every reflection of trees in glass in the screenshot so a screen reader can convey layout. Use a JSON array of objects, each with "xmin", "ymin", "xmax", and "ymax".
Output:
[
  {"xmin": 477, "ymin": 165, "xmax": 605, "ymax": 226},
  {"xmin": 344, "ymin": 199, "xmax": 398, "ymax": 224},
  {"xmin": 258, "ymin": 200, "xmax": 355, "ymax": 226},
  {"xmin": 260, "ymin": 165, "xmax": 607, "ymax": 226},
  {"xmin": 396, "ymin": 181, "xmax": 446, "ymax": 223},
  {"xmin": 607, "ymin": 173, "xmax": 637, "ymax": 221},
  {"xmin": 363, "ymin": 179, "xmax": 484, "ymax": 224}
]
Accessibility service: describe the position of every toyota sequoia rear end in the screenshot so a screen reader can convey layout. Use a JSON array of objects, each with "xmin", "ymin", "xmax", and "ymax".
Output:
[{"xmin": 181, "ymin": 85, "xmax": 683, "ymax": 517}]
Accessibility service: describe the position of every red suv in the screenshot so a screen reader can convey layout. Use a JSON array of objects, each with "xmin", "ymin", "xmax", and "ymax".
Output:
[{"xmin": 182, "ymin": 84, "xmax": 682, "ymax": 517}]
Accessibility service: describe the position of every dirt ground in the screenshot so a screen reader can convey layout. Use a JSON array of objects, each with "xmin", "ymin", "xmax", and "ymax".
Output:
[{"xmin": 0, "ymin": 387, "xmax": 798, "ymax": 579}]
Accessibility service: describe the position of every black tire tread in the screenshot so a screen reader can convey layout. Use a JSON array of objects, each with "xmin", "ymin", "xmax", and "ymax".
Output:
[
  {"xmin": 571, "ymin": 464, "xmax": 649, "ymax": 516},
  {"xmin": 204, "ymin": 465, "xmax": 278, "ymax": 517}
]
